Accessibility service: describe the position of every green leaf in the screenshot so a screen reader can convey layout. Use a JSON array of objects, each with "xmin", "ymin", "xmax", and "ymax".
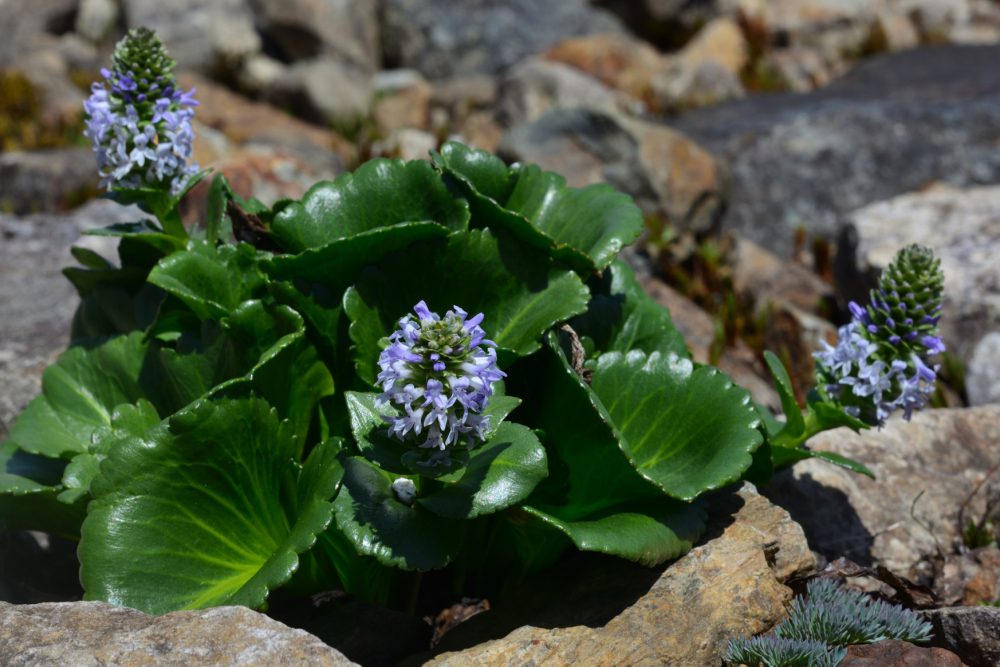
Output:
[
  {"xmin": 206, "ymin": 173, "xmax": 231, "ymax": 244},
  {"xmin": 763, "ymin": 351, "xmax": 805, "ymax": 438},
  {"xmin": 435, "ymin": 142, "xmax": 643, "ymax": 273},
  {"xmin": 569, "ymin": 260, "xmax": 689, "ymax": 358},
  {"xmin": 418, "ymin": 422, "xmax": 547, "ymax": 520},
  {"xmin": 769, "ymin": 445, "xmax": 875, "ymax": 479},
  {"xmin": 344, "ymin": 228, "xmax": 590, "ymax": 383},
  {"xmin": 265, "ymin": 222, "xmax": 450, "ymax": 290},
  {"xmin": 807, "ymin": 390, "xmax": 869, "ymax": 433},
  {"xmin": 344, "ymin": 391, "xmax": 413, "ymax": 474},
  {"xmin": 0, "ymin": 440, "xmax": 85, "ymax": 536},
  {"xmin": 511, "ymin": 339, "xmax": 665, "ymax": 520},
  {"xmin": 83, "ymin": 220, "xmax": 186, "ymax": 256},
  {"xmin": 332, "ymin": 456, "xmax": 460, "ymax": 571},
  {"xmin": 591, "ymin": 350, "xmax": 763, "ymax": 501},
  {"xmin": 271, "ymin": 159, "xmax": 469, "ymax": 253},
  {"xmin": 7, "ymin": 333, "xmax": 149, "ymax": 458},
  {"xmin": 80, "ymin": 398, "xmax": 343, "ymax": 614},
  {"xmin": 147, "ymin": 241, "xmax": 265, "ymax": 321},
  {"xmin": 523, "ymin": 497, "xmax": 706, "ymax": 567}
]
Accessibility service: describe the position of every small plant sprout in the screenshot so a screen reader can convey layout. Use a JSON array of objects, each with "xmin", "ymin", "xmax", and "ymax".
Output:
[
  {"xmin": 83, "ymin": 27, "xmax": 198, "ymax": 195},
  {"xmin": 726, "ymin": 578, "xmax": 933, "ymax": 667},
  {"xmin": 376, "ymin": 301, "xmax": 505, "ymax": 456}
]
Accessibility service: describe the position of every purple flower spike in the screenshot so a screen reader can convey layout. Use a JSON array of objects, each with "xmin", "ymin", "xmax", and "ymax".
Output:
[{"xmin": 376, "ymin": 302, "xmax": 506, "ymax": 451}]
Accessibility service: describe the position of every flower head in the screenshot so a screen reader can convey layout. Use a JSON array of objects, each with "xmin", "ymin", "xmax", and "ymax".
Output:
[
  {"xmin": 84, "ymin": 27, "xmax": 198, "ymax": 194},
  {"xmin": 376, "ymin": 301, "xmax": 505, "ymax": 453},
  {"xmin": 814, "ymin": 245, "xmax": 945, "ymax": 426}
]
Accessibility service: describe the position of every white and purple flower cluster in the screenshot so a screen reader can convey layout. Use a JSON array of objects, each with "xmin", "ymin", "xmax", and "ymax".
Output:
[
  {"xmin": 83, "ymin": 28, "xmax": 198, "ymax": 194},
  {"xmin": 814, "ymin": 245, "xmax": 944, "ymax": 426},
  {"xmin": 376, "ymin": 301, "xmax": 505, "ymax": 452}
]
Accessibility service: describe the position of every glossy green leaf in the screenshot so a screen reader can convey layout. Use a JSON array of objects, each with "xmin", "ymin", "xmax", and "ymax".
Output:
[
  {"xmin": 265, "ymin": 222, "xmax": 450, "ymax": 289},
  {"xmin": 332, "ymin": 456, "xmax": 460, "ymax": 571},
  {"xmin": 0, "ymin": 439, "xmax": 85, "ymax": 536},
  {"xmin": 147, "ymin": 241, "xmax": 265, "ymax": 321},
  {"xmin": 344, "ymin": 391, "xmax": 413, "ymax": 474},
  {"xmin": 435, "ymin": 142, "xmax": 643, "ymax": 273},
  {"xmin": 206, "ymin": 173, "xmax": 231, "ymax": 244},
  {"xmin": 570, "ymin": 260, "xmax": 689, "ymax": 358},
  {"xmin": 418, "ymin": 422, "xmax": 547, "ymax": 520},
  {"xmin": 80, "ymin": 398, "xmax": 343, "ymax": 614},
  {"xmin": 344, "ymin": 228, "xmax": 590, "ymax": 383},
  {"xmin": 592, "ymin": 350, "xmax": 762, "ymax": 501},
  {"xmin": 523, "ymin": 497, "xmax": 706, "ymax": 567},
  {"xmin": 271, "ymin": 158, "xmax": 469, "ymax": 253},
  {"xmin": 769, "ymin": 445, "xmax": 875, "ymax": 479},
  {"xmin": 7, "ymin": 333, "xmax": 149, "ymax": 458},
  {"xmin": 763, "ymin": 351, "xmax": 805, "ymax": 438}
]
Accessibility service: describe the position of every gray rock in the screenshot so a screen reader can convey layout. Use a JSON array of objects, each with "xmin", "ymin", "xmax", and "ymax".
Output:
[
  {"xmin": 0, "ymin": 200, "xmax": 141, "ymax": 433},
  {"xmin": 75, "ymin": 0, "xmax": 119, "ymax": 43},
  {"xmin": 420, "ymin": 483, "xmax": 813, "ymax": 666},
  {"xmin": 0, "ymin": 149, "xmax": 98, "ymax": 215},
  {"xmin": 381, "ymin": 0, "xmax": 624, "ymax": 80},
  {"xmin": 967, "ymin": 332, "xmax": 1000, "ymax": 405},
  {"xmin": 264, "ymin": 56, "xmax": 373, "ymax": 128},
  {"xmin": 0, "ymin": 0, "xmax": 77, "ymax": 67},
  {"xmin": 0, "ymin": 601, "xmax": 358, "ymax": 666},
  {"xmin": 496, "ymin": 58, "xmax": 627, "ymax": 127},
  {"xmin": 846, "ymin": 183, "xmax": 1000, "ymax": 365},
  {"xmin": 246, "ymin": 0, "xmax": 379, "ymax": 72},
  {"xmin": 840, "ymin": 639, "xmax": 965, "ymax": 667},
  {"xmin": 925, "ymin": 605, "xmax": 1000, "ymax": 667},
  {"xmin": 764, "ymin": 406, "xmax": 1000, "ymax": 582},
  {"xmin": 669, "ymin": 45, "xmax": 1000, "ymax": 257},
  {"xmin": 123, "ymin": 0, "xmax": 261, "ymax": 71},
  {"xmin": 499, "ymin": 109, "xmax": 726, "ymax": 236},
  {"xmin": 650, "ymin": 59, "xmax": 745, "ymax": 112}
]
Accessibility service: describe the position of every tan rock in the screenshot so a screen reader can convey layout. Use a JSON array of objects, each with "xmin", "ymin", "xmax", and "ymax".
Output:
[
  {"xmin": 678, "ymin": 16, "xmax": 750, "ymax": 75},
  {"xmin": 543, "ymin": 32, "xmax": 666, "ymax": 105},
  {"xmin": 765, "ymin": 405, "xmax": 1000, "ymax": 582},
  {"xmin": 454, "ymin": 111, "xmax": 503, "ymax": 153},
  {"xmin": 427, "ymin": 483, "xmax": 814, "ymax": 666},
  {"xmin": 373, "ymin": 72, "xmax": 434, "ymax": 135},
  {"xmin": 0, "ymin": 602, "xmax": 358, "ymax": 666},
  {"xmin": 496, "ymin": 58, "xmax": 629, "ymax": 127}
]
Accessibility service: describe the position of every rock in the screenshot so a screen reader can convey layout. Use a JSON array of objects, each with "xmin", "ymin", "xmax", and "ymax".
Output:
[
  {"xmin": 453, "ymin": 112, "xmax": 503, "ymax": 153},
  {"xmin": 0, "ymin": 0, "xmax": 76, "ymax": 67},
  {"xmin": 264, "ymin": 56, "xmax": 374, "ymax": 129},
  {"xmin": 935, "ymin": 546, "xmax": 1000, "ymax": 606},
  {"xmin": 543, "ymin": 32, "xmax": 667, "ymax": 106},
  {"xmin": 926, "ymin": 605, "xmax": 1000, "ymax": 667},
  {"xmin": 0, "ymin": 148, "xmax": 99, "ymax": 215},
  {"xmin": 75, "ymin": 0, "xmax": 119, "ymax": 43},
  {"xmin": 123, "ymin": 0, "xmax": 261, "ymax": 72},
  {"xmin": 840, "ymin": 639, "xmax": 965, "ymax": 667},
  {"xmin": 179, "ymin": 73, "xmax": 355, "ymax": 177},
  {"xmin": 0, "ymin": 200, "xmax": 146, "ymax": 431},
  {"xmin": 0, "ymin": 601, "xmax": 358, "ymax": 666},
  {"xmin": 846, "ymin": 183, "xmax": 1000, "ymax": 365},
  {"xmin": 381, "ymin": 0, "xmax": 624, "ymax": 80},
  {"xmin": 432, "ymin": 74, "xmax": 498, "ymax": 114},
  {"xmin": 499, "ymin": 109, "xmax": 725, "ymax": 237},
  {"xmin": 650, "ymin": 57, "xmax": 746, "ymax": 112},
  {"xmin": 676, "ymin": 16, "xmax": 749, "ymax": 76},
  {"xmin": 731, "ymin": 237, "xmax": 833, "ymax": 316},
  {"xmin": 967, "ymin": 332, "xmax": 1000, "ymax": 406},
  {"xmin": 246, "ymin": 0, "xmax": 379, "ymax": 72},
  {"xmin": 371, "ymin": 129, "xmax": 437, "ymax": 162},
  {"xmin": 373, "ymin": 70, "xmax": 433, "ymax": 134},
  {"xmin": 496, "ymin": 58, "xmax": 628, "ymax": 127},
  {"xmin": 670, "ymin": 45, "xmax": 1000, "ymax": 257},
  {"xmin": 763, "ymin": 405, "xmax": 1000, "ymax": 582},
  {"xmin": 421, "ymin": 483, "xmax": 813, "ymax": 666},
  {"xmin": 236, "ymin": 54, "xmax": 287, "ymax": 95}
]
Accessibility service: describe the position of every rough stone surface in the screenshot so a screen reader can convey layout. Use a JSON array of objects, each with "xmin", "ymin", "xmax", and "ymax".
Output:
[
  {"xmin": 381, "ymin": 0, "xmax": 624, "ymax": 80},
  {"xmin": 0, "ymin": 602, "xmax": 358, "ymax": 666},
  {"xmin": 764, "ymin": 406, "xmax": 1000, "ymax": 583},
  {"xmin": 499, "ymin": 109, "xmax": 725, "ymax": 236},
  {"xmin": 543, "ymin": 31, "xmax": 666, "ymax": 105},
  {"xmin": 264, "ymin": 56, "xmax": 374, "ymax": 128},
  {"xmin": 422, "ymin": 483, "xmax": 814, "ymax": 666},
  {"xmin": 967, "ymin": 332, "xmax": 1000, "ymax": 406},
  {"xmin": 0, "ymin": 200, "xmax": 144, "ymax": 434},
  {"xmin": 123, "ymin": 0, "xmax": 261, "ymax": 71},
  {"xmin": 840, "ymin": 639, "xmax": 965, "ymax": 667},
  {"xmin": 670, "ymin": 45, "xmax": 1000, "ymax": 257},
  {"xmin": 847, "ymin": 183, "xmax": 1000, "ymax": 366},
  {"xmin": 936, "ymin": 546, "xmax": 1000, "ymax": 606},
  {"xmin": 0, "ymin": 148, "xmax": 98, "ymax": 215},
  {"xmin": 926, "ymin": 605, "xmax": 1000, "ymax": 667}
]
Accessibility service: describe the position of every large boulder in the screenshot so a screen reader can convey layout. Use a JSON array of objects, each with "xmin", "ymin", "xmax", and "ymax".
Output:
[
  {"xmin": 381, "ymin": 0, "xmax": 624, "ymax": 80},
  {"xmin": 669, "ymin": 45, "xmax": 1000, "ymax": 257},
  {"xmin": 420, "ymin": 483, "xmax": 814, "ymax": 666},
  {"xmin": 764, "ymin": 405, "xmax": 1000, "ymax": 582},
  {"xmin": 0, "ymin": 602, "xmax": 358, "ymax": 666}
]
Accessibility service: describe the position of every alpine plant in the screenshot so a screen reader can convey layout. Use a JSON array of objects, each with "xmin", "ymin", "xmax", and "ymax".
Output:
[
  {"xmin": 376, "ymin": 301, "xmax": 505, "ymax": 456},
  {"xmin": 83, "ymin": 27, "xmax": 198, "ymax": 193},
  {"xmin": 814, "ymin": 244, "xmax": 944, "ymax": 426}
]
